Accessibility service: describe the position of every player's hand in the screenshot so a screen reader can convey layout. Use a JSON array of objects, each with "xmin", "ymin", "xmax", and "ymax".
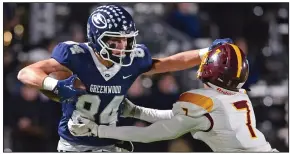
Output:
[
  {"xmin": 68, "ymin": 110, "xmax": 98, "ymax": 137},
  {"xmin": 209, "ymin": 38, "xmax": 233, "ymax": 50},
  {"xmin": 120, "ymin": 98, "xmax": 137, "ymax": 118},
  {"xmin": 54, "ymin": 75, "xmax": 87, "ymax": 103}
]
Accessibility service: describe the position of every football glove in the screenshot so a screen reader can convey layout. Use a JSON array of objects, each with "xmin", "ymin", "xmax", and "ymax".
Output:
[
  {"xmin": 54, "ymin": 75, "xmax": 87, "ymax": 103},
  {"xmin": 120, "ymin": 98, "xmax": 137, "ymax": 118},
  {"xmin": 68, "ymin": 110, "xmax": 98, "ymax": 137},
  {"xmin": 209, "ymin": 38, "xmax": 234, "ymax": 50}
]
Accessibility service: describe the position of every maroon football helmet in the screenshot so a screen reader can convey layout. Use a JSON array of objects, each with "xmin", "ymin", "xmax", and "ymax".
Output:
[{"xmin": 197, "ymin": 43, "xmax": 249, "ymax": 91}]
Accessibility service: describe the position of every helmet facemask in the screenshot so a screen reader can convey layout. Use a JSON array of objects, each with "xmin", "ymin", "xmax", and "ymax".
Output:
[{"xmin": 97, "ymin": 31, "xmax": 138, "ymax": 67}]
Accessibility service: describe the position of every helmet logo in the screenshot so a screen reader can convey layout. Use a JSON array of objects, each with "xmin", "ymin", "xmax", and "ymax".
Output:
[
  {"xmin": 92, "ymin": 13, "xmax": 107, "ymax": 29},
  {"xmin": 123, "ymin": 25, "xmax": 127, "ymax": 31}
]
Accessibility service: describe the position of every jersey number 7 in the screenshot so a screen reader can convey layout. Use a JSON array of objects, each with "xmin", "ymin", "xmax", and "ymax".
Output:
[{"xmin": 233, "ymin": 100, "xmax": 257, "ymax": 139}]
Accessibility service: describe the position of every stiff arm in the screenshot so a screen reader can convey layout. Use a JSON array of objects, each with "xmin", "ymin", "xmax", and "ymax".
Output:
[{"xmin": 144, "ymin": 48, "xmax": 209, "ymax": 75}]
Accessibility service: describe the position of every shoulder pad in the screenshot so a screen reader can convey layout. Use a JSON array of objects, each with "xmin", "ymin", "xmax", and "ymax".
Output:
[
  {"xmin": 134, "ymin": 44, "xmax": 150, "ymax": 58},
  {"xmin": 51, "ymin": 41, "xmax": 86, "ymax": 70},
  {"xmin": 172, "ymin": 90, "xmax": 215, "ymax": 117},
  {"xmin": 134, "ymin": 44, "xmax": 153, "ymax": 73}
]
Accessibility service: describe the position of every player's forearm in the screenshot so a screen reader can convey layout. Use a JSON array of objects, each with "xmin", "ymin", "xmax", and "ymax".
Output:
[
  {"xmin": 18, "ymin": 59, "xmax": 70, "ymax": 91},
  {"xmin": 98, "ymin": 115, "xmax": 199, "ymax": 143},
  {"xmin": 98, "ymin": 121, "xmax": 178, "ymax": 143},
  {"xmin": 144, "ymin": 48, "xmax": 208, "ymax": 75},
  {"xmin": 17, "ymin": 66, "xmax": 50, "ymax": 89},
  {"xmin": 98, "ymin": 126, "xmax": 166, "ymax": 143},
  {"xmin": 134, "ymin": 106, "xmax": 174, "ymax": 123}
]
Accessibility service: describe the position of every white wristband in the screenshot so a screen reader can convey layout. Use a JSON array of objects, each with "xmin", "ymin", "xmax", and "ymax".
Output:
[
  {"xmin": 198, "ymin": 47, "xmax": 209, "ymax": 60},
  {"xmin": 43, "ymin": 76, "xmax": 58, "ymax": 91}
]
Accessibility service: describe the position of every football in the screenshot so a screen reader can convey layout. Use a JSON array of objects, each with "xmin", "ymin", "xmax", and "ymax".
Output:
[{"xmin": 40, "ymin": 71, "xmax": 86, "ymax": 102}]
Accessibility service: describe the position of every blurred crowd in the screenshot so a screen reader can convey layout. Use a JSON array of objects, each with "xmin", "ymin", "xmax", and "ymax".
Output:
[{"xmin": 3, "ymin": 3, "xmax": 289, "ymax": 152}]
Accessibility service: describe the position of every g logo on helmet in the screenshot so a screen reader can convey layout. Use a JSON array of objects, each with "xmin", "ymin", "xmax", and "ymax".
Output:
[{"xmin": 92, "ymin": 13, "xmax": 107, "ymax": 29}]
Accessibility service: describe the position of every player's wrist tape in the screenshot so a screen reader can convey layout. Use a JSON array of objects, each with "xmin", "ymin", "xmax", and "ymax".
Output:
[
  {"xmin": 43, "ymin": 76, "xmax": 58, "ymax": 92},
  {"xmin": 198, "ymin": 47, "xmax": 209, "ymax": 60}
]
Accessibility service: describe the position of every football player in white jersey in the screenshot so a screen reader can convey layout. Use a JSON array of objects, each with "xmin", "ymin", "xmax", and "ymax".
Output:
[{"xmin": 69, "ymin": 43, "xmax": 278, "ymax": 152}]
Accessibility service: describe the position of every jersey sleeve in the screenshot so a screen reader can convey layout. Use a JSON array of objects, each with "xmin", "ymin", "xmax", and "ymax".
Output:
[
  {"xmin": 135, "ymin": 44, "xmax": 153, "ymax": 73},
  {"xmin": 51, "ymin": 42, "xmax": 73, "ymax": 70},
  {"xmin": 134, "ymin": 106, "xmax": 174, "ymax": 123},
  {"xmin": 172, "ymin": 91, "xmax": 215, "ymax": 118}
]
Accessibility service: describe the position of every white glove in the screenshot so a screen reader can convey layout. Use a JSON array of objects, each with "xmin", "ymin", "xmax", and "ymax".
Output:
[
  {"xmin": 68, "ymin": 110, "xmax": 99, "ymax": 136},
  {"xmin": 120, "ymin": 98, "xmax": 137, "ymax": 118}
]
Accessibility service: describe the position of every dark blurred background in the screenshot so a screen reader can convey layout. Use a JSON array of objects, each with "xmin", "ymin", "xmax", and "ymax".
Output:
[{"xmin": 3, "ymin": 2, "xmax": 289, "ymax": 152}]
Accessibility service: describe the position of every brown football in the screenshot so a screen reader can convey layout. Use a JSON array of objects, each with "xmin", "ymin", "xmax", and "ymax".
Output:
[{"xmin": 40, "ymin": 71, "xmax": 86, "ymax": 102}]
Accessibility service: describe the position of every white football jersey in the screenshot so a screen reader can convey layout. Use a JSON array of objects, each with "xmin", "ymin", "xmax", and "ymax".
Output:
[
  {"xmin": 172, "ymin": 87, "xmax": 272, "ymax": 152},
  {"xmin": 98, "ymin": 86, "xmax": 275, "ymax": 152}
]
